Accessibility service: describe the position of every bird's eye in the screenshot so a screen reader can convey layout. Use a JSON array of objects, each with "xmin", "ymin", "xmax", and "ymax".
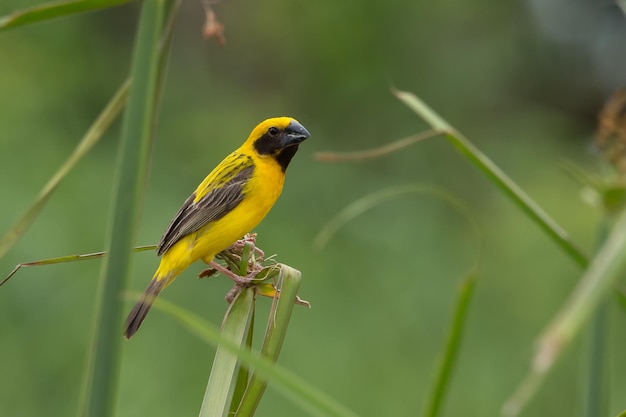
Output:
[{"xmin": 268, "ymin": 127, "xmax": 279, "ymax": 136}]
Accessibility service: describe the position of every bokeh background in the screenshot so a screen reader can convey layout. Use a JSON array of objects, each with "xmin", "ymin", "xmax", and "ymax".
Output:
[{"xmin": 1, "ymin": 0, "xmax": 626, "ymax": 416}]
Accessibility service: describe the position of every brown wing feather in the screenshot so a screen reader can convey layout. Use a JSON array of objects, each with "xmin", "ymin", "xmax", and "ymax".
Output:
[{"xmin": 156, "ymin": 165, "xmax": 254, "ymax": 256}]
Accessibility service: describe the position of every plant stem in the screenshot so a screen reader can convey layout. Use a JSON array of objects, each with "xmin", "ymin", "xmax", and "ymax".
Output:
[
  {"xmin": 584, "ymin": 216, "xmax": 613, "ymax": 417},
  {"xmin": 422, "ymin": 272, "xmax": 477, "ymax": 417},
  {"xmin": 77, "ymin": 1, "xmax": 170, "ymax": 416},
  {"xmin": 393, "ymin": 89, "xmax": 588, "ymax": 268}
]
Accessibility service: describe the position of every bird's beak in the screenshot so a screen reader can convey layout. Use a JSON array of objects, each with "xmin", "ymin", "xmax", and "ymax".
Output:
[{"xmin": 283, "ymin": 120, "xmax": 311, "ymax": 146}]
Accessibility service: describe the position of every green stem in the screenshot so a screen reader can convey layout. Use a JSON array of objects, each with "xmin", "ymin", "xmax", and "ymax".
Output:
[
  {"xmin": 77, "ymin": 1, "xmax": 170, "ymax": 416},
  {"xmin": 422, "ymin": 272, "xmax": 477, "ymax": 417},
  {"xmin": 235, "ymin": 265, "xmax": 303, "ymax": 416},
  {"xmin": 393, "ymin": 89, "xmax": 588, "ymax": 268},
  {"xmin": 199, "ymin": 288, "xmax": 255, "ymax": 417},
  {"xmin": 584, "ymin": 216, "xmax": 613, "ymax": 417},
  {"xmin": 584, "ymin": 303, "xmax": 609, "ymax": 417}
]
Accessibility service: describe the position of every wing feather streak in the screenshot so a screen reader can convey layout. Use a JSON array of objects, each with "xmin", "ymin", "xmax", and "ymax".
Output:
[{"xmin": 156, "ymin": 164, "xmax": 254, "ymax": 255}]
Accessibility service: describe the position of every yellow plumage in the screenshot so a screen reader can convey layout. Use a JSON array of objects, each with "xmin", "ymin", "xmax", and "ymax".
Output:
[{"xmin": 124, "ymin": 117, "xmax": 310, "ymax": 339}]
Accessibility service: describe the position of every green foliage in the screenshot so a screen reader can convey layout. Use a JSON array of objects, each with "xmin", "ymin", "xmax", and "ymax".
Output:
[
  {"xmin": 78, "ymin": 2, "xmax": 176, "ymax": 417},
  {"xmin": 2, "ymin": 1, "xmax": 626, "ymax": 417}
]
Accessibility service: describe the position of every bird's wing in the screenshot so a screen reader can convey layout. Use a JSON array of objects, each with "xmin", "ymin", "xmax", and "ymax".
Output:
[{"xmin": 156, "ymin": 164, "xmax": 255, "ymax": 255}]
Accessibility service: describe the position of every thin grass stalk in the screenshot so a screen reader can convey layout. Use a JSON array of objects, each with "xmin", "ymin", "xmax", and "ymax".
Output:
[
  {"xmin": 422, "ymin": 271, "xmax": 477, "ymax": 417},
  {"xmin": 584, "ymin": 216, "xmax": 612, "ymax": 417},
  {"xmin": 234, "ymin": 265, "xmax": 303, "ymax": 417},
  {"xmin": 77, "ymin": 1, "xmax": 171, "ymax": 416},
  {"xmin": 199, "ymin": 288, "xmax": 255, "ymax": 417},
  {"xmin": 584, "ymin": 302, "xmax": 609, "ymax": 417},
  {"xmin": 393, "ymin": 89, "xmax": 588, "ymax": 268}
]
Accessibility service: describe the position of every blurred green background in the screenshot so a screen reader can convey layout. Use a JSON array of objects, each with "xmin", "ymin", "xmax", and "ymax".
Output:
[{"xmin": 1, "ymin": 0, "xmax": 626, "ymax": 416}]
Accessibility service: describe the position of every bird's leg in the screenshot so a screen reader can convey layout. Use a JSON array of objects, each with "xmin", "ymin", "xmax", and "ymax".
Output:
[
  {"xmin": 225, "ymin": 286, "xmax": 241, "ymax": 303},
  {"xmin": 252, "ymin": 245, "xmax": 265, "ymax": 263},
  {"xmin": 210, "ymin": 261, "xmax": 250, "ymax": 285}
]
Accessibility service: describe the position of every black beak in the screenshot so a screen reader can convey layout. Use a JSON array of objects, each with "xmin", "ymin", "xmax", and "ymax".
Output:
[{"xmin": 283, "ymin": 120, "xmax": 311, "ymax": 146}]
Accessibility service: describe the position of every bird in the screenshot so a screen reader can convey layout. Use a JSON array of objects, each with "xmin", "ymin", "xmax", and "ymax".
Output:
[{"xmin": 124, "ymin": 117, "xmax": 310, "ymax": 339}]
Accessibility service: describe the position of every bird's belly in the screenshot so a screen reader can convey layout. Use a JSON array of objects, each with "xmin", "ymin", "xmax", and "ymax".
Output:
[
  {"xmin": 158, "ymin": 161, "xmax": 284, "ymax": 280},
  {"xmin": 190, "ymin": 183, "xmax": 280, "ymax": 261}
]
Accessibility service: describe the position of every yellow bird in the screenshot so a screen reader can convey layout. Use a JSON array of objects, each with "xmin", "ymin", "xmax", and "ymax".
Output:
[{"xmin": 124, "ymin": 117, "xmax": 310, "ymax": 339}]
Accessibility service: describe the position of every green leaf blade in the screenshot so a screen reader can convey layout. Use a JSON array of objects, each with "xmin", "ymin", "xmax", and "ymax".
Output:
[
  {"xmin": 200, "ymin": 288, "xmax": 255, "ymax": 417},
  {"xmin": 0, "ymin": 0, "xmax": 136, "ymax": 31},
  {"xmin": 234, "ymin": 265, "xmax": 303, "ymax": 417},
  {"xmin": 77, "ymin": 1, "xmax": 174, "ymax": 416}
]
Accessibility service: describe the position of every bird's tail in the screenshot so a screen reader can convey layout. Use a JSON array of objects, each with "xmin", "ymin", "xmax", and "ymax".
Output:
[{"xmin": 124, "ymin": 277, "xmax": 168, "ymax": 339}]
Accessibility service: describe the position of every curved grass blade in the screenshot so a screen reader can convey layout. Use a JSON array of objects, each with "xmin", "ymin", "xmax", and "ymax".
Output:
[
  {"xmin": 392, "ymin": 88, "xmax": 589, "ymax": 268},
  {"xmin": 503, "ymin": 207, "xmax": 626, "ymax": 417},
  {"xmin": 234, "ymin": 265, "xmax": 303, "ymax": 417},
  {"xmin": 77, "ymin": 1, "xmax": 177, "ymax": 416},
  {"xmin": 0, "ymin": 79, "xmax": 130, "ymax": 260},
  {"xmin": 152, "ymin": 291, "xmax": 361, "ymax": 417},
  {"xmin": 199, "ymin": 288, "xmax": 255, "ymax": 417},
  {"xmin": 314, "ymin": 184, "xmax": 482, "ymax": 256},
  {"xmin": 0, "ymin": 0, "xmax": 136, "ymax": 31},
  {"xmin": 0, "ymin": 245, "xmax": 156, "ymax": 287}
]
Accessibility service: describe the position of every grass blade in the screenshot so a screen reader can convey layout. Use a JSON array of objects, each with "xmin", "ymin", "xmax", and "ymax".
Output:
[
  {"xmin": 77, "ymin": 1, "xmax": 174, "ymax": 416},
  {"xmin": 229, "ymin": 306, "xmax": 255, "ymax": 415},
  {"xmin": 0, "ymin": 0, "xmax": 136, "ymax": 31},
  {"xmin": 1, "ymin": 245, "xmax": 156, "ymax": 287},
  {"xmin": 152, "ymin": 292, "xmax": 361, "ymax": 417},
  {"xmin": 315, "ymin": 130, "xmax": 443, "ymax": 162},
  {"xmin": 584, "ymin": 217, "xmax": 612, "ymax": 417},
  {"xmin": 503, "ymin": 207, "xmax": 626, "ymax": 417},
  {"xmin": 421, "ymin": 271, "xmax": 477, "ymax": 417},
  {"xmin": 235, "ymin": 265, "xmax": 303, "ymax": 417},
  {"xmin": 584, "ymin": 302, "xmax": 609, "ymax": 417},
  {"xmin": 314, "ymin": 184, "xmax": 481, "ymax": 253},
  {"xmin": 199, "ymin": 288, "xmax": 255, "ymax": 417},
  {"xmin": 392, "ymin": 88, "xmax": 589, "ymax": 268},
  {"xmin": 0, "ymin": 79, "xmax": 130, "ymax": 260}
]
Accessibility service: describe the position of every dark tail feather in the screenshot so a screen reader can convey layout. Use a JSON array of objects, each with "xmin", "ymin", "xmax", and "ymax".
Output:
[{"xmin": 124, "ymin": 278, "xmax": 167, "ymax": 339}]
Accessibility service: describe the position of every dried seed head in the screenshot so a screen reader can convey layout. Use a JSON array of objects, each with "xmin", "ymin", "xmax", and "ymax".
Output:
[{"xmin": 595, "ymin": 88, "xmax": 626, "ymax": 175}]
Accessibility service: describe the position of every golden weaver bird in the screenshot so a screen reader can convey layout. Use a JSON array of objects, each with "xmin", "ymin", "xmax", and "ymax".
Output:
[{"xmin": 124, "ymin": 117, "xmax": 310, "ymax": 339}]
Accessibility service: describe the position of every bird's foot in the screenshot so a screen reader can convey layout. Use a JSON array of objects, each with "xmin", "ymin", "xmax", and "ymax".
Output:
[
  {"xmin": 208, "ymin": 260, "xmax": 267, "ymax": 303},
  {"xmin": 209, "ymin": 260, "xmax": 264, "ymax": 284}
]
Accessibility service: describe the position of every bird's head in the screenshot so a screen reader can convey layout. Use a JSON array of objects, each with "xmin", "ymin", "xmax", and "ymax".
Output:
[{"xmin": 248, "ymin": 117, "xmax": 311, "ymax": 171}]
